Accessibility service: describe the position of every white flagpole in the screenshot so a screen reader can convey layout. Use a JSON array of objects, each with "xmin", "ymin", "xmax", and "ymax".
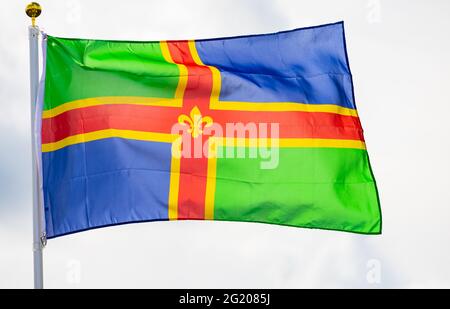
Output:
[{"xmin": 26, "ymin": 2, "xmax": 44, "ymax": 289}]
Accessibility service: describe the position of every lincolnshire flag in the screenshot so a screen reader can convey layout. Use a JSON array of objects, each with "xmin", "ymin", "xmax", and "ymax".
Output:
[{"xmin": 38, "ymin": 21, "xmax": 381, "ymax": 238}]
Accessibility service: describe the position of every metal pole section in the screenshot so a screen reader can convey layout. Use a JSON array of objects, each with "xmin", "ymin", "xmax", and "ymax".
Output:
[{"xmin": 29, "ymin": 25, "xmax": 44, "ymax": 289}]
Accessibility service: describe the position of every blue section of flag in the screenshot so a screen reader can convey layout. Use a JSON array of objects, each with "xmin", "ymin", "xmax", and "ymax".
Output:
[
  {"xmin": 43, "ymin": 138, "xmax": 172, "ymax": 238},
  {"xmin": 195, "ymin": 22, "xmax": 355, "ymax": 109}
]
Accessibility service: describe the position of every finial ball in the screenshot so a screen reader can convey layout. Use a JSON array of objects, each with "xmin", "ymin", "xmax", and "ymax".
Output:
[{"xmin": 26, "ymin": 2, "xmax": 42, "ymax": 18}]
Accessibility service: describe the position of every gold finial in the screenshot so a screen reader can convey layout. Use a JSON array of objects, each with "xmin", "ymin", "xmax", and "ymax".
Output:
[{"xmin": 25, "ymin": 2, "xmax": 42, "ymax": 27}]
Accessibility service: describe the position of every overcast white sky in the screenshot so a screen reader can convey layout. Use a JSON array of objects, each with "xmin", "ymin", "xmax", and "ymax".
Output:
[{"xmin": 1, "ymin": 0, "xmax": 450, "ymax": 288}]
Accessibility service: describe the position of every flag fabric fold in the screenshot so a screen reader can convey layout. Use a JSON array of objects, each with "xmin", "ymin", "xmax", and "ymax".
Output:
[{"xmin": 40, "ymin": 21, "xmax": 381, "ymax": 238}]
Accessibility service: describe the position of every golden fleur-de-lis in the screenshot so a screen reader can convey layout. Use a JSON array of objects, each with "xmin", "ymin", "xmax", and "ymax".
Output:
[{"xmin": 178, "ymin": 106, "xmax": 213, "ymax": 138}]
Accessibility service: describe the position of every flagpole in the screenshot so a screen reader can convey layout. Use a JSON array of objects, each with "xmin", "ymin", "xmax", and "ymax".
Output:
[{"xmin": 26, "ymin": 2, "xmax": 44, "ymax": 289}]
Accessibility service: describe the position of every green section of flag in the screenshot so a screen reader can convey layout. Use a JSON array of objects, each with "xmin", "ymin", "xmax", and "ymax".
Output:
[
  {"xmin": 213, "ymin": 147, "xmax": 381, "ymax": 234},
  {"xmin": 44, "ymin": 36, "xmax": 180, "ymax": 111}
]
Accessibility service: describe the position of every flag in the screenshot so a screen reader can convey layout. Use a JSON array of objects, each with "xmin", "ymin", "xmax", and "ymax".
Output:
[{"xmin": 39, "ymin": 21, "xmax": 381, "ymax": 238}]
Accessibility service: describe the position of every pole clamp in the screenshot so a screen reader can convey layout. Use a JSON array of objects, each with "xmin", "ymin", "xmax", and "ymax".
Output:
[
  {"xmin": 33, "ymin": 233, "xmax": 47, "ymax": 251},
  {"xmin": 40, "ymin": 233, "xmax": 47, "ymax": 248}
]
